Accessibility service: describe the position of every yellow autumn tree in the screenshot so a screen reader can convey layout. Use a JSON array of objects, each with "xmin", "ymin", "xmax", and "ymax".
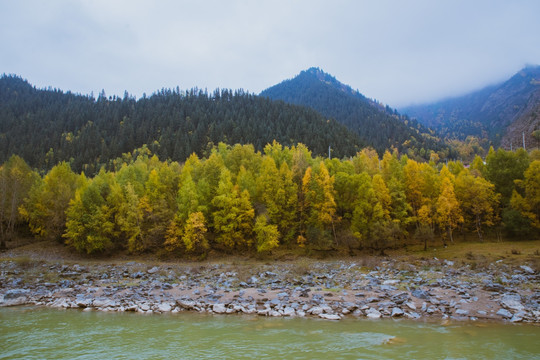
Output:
[
  {"xmin": 212, "ymin": 168, "xmax": 254, "ymax": 250},
  {"xmin": 20, "ymin": 162, "xmax": 83, "ymax": 241},
  {"xmin": 302, "ymin": 163, "xmax": 337, "ymax": 248},
  {"xmin": 455, "ymin": 169, "xmax": 500, "ymax": 241},
  {"xmin": 254, "ymin": 215, "xmax": 279, "ymax": 253},
  {"xmin": 435, "ymin": 166, "xmax": 463, "ymax": 245}
]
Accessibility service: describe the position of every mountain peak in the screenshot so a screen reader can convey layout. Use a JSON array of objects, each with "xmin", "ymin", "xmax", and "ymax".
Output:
[
  {"xmin": 298, "ymin": 67, "xmax": 359, "ymax": 98},
  {"xmin": 261, "ymin": 69, "xmax": 447, "ymax": 155}
]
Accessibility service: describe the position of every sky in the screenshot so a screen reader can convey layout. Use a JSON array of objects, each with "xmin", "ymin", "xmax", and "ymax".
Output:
[{"xmin": 2, "ymin": 0, "xmax": 540, "ymax": 107}]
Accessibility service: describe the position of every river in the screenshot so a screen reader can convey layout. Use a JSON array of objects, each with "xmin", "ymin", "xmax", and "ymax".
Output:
[{"xmin": 1, "ymin": 307, "xmax": 539, "ymax": 359}]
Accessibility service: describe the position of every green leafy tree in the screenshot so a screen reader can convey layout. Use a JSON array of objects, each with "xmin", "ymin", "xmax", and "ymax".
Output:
[
  {"xmin": 212, "ymin": 169, "xmax": 254, "ymax": 250},
  {"xmin": 511, "ymin": 160, "xmax": 540, "ymax": 231},
  {"xmin": 258, "ymin": 157, "xmax": 298, "ymax": 244},
  {"xmin": 485, "ymin": 147, "xmax": 529, "ymax": 205},
  {"xmin": 64, "ymin": 169, "xmax": 119, "ymax": 254},
  {"xmin": 254, "ymin": 215, "xmax": 279, "ymax": 253},
  {"xmin": 455, "ymin": 169, "xmax": 500, "ymax": 241},
  {"xmin": 0, "ymin": 155, "xmax": 39, "ymax": 248},
  {"xmin": 20, "ymin": 162, "xmax": 82, "ymax": 241}
]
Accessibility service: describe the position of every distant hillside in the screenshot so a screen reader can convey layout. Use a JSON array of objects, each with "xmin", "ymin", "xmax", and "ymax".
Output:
[
  {"xmin": 402, "ymin": 66, "xmax": 540, "ymax": 149},
  {"xmin": 261, "ymin": 68, "xmax": 449, "ymax": 157},
  {"xmin": 0, "ymin": 75, "xmax": 363, "ymax": 173}
]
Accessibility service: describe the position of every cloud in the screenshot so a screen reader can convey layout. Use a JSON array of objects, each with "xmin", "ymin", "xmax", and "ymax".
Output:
[{"xmin": 1, "ymin": 0, "xmax": 540, "ymax": 106}]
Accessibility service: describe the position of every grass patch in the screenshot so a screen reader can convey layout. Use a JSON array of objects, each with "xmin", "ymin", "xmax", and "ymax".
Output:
[{"xmin": 388, "ymin": 239, "xmax": 540, "ymax": 265}]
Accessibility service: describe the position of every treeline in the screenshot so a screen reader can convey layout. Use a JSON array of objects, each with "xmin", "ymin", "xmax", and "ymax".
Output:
[
  {"xmin": 0, "ymin": 75, "xmax": 362, "ymax": 175},
  {"xmin": 1, "ymin": 142, "xmax": 539, "ymax": 255},
  {"xmin": 260, "ymin": 68, "xmax": 452, "ymax": 158}
]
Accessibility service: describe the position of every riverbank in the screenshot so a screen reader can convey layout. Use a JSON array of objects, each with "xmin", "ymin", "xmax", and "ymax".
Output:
[{"xmin": 1, "ymin": 241, "xmax": 539, "ymax": 323}]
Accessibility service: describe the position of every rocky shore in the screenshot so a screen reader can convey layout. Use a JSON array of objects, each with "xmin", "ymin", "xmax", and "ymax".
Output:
[{"xmin": 1, "ymin": 257, "xmax": 538, "ymax": 323}]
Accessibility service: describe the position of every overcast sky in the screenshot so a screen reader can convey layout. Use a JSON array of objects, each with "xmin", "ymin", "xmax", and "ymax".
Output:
[{"xmin": 2, "ymin": 0, "xmax": 540, "ymax": 107}]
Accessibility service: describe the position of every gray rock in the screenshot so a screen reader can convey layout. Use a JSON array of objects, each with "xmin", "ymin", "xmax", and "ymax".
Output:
[
  {"xmin": 391, "ymin": 307, "xmax": 404, "ymax": 317},
  {"xmin": 520, "ymin": 265, "xmax": 534, "ymax": 274},
  {"xmin": 391, "ymin": 292, "xmax": 410, "ymax": 304},
  {"xmin": 282, "ymin": 307, "xmax": 295, "ymax": 316},
  {"xmin": 309, "ymin": 306, "xmax": 323, "ymax": 315},
  {"xmin": 177, "ymin": 300, "xmax": 196, "ymax": 309},
  {"xmin": 157, "ymin": 302, "xmax": 172, "ymax": 312},
  {"xmin": 139, "ymin": 303, "xmax": 150, "ymax": 312},
  {"xmin": 147, "ymin": 266, "xmax": 160, "ymax": 274},
  {"xmin": 93, "ymin": 298, "xmax": 116, "ymax": 308},
  {"xmin": 3, "ymin": 289, "xmax": 30, "ymax": 300},
  {"xmin": 212, "ymin": 303, "xmax": 227, "ymax": 314},
  {"xmin": 483, "ymin": 281, "xmax": 505, "ymax": 292},
  {"xmin": 1, "ymin": 296, "xmax": 29, "ymax": 307},
  {"xmin": 455, "ymin": 309, "xmax": 469, "ymax": 316},
  {"xmin": 405, "ymin": 311, "xmax": 421, "ymax": 319},
  {"xmin": 319, "ymin": 313, "xmax": 341, "ymax": 320},
  {"xmin": 366, "ymin": 308, "xmax": 382, "ymax": 319},
  {"xmin": 500, "ymin": 294, "xmax": 524, "ymax": 311},
  {"xmin": 412, "ymin": 289, "xmax": 429, "ymax": 299},
  {"xmin": 405, "ymin": 301, "xmax": 416, "ymax": 310},
  {"xmin": 510, "ymin": 311, "xmax": 526, "ymax": 322},
  {"xmin": 496, "ymin": 308, "xmax": 513, "ymax": 318}
]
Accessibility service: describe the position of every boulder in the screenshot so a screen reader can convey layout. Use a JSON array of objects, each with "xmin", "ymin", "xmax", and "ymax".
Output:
[
  {"xmin": 496, "ymin": 308, "xmax": 513, "ymax": 318},
  {"xmin": 212, "ymin": 303, "xmax": 227, "ymax": 314},
  {"xmin": 282, "ymin": 307, "xmax": 295, "ymax": 317},
  {"xmin": 366, "ymin": 308, "xmax": 382, "ymax": 319},
  {"xmin": 319, "ymin": 313, "xmax": 341, "ymax": 320},
  {"xmin": 157, "ymin": 302, "xmax": 172, "ymax": 312},
  {"xmin": 391, "ymin": 307, "xmax": 404, "ymax": 317},
  {"xmin": 3, "ymin": 289, "xmax": 30, "ymax": 300},
  {"xmin": 412, "ymin": 289, "xmax": 429, "ymax": 299},
  {"xmin": 500, "ymin": 294, "xmax": 524, "ymax": 311}
]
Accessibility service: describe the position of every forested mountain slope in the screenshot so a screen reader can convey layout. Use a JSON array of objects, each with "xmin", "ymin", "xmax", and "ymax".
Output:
[
  {"xmin": 261, "ymin": 68, "xmax": 450, "ymax": 157},
  {"xmin": 0, "ymin": 75, "xmax": 363, "ymax": 174},
  {"xmin": 402, "ymin": 65, "xmax": 540, "ymax": 149}
]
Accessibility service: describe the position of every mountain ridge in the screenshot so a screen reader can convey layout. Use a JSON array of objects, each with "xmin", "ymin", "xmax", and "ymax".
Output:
[
  {"xmin": 260, "ymin": 68, "xmax": 450, "ymax": 157},
  {"xmin": 0, "ymin": 74, "xmax": 363, "ymax": 173},
  {"xmin": 402, "ymin": 65, "xmax": 540, "ymax": 149}
]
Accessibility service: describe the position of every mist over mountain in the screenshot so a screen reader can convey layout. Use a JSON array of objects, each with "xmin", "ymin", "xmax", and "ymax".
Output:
[
  {"xmin": 402, "ymin": 65, "xmax": 540, "ymax": 149},
  {"xmin": 260, "ymin": 68, "xmax": 450, "ymax": 157}
]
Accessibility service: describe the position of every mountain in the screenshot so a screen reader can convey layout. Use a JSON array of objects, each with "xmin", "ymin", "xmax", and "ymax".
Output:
[
  {"xmin": 260, "ymin": 67, "xmax": 449, "ymax": 157},
  {"xmin": 402, "ymin": 65, "xmax": 540, "ymax": 149},
  {"xmin": 0, "ymin": 75, "xmax": 363, "ymax": 174}
]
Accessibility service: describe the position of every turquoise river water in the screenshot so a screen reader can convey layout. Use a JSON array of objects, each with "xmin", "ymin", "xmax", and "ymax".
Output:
[{"xmin": 1, "ymin": 307, "xmax": 539, "ymax": 359}]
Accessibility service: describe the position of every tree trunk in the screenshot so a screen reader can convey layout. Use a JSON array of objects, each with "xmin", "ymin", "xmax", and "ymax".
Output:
[
  {"xmin": 447, "ymin": 226, "xmax": 453, "ymax": 244},
  {"xmin": 475, "ymin": 215, "xmax": 483, "ymax": 242}
]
